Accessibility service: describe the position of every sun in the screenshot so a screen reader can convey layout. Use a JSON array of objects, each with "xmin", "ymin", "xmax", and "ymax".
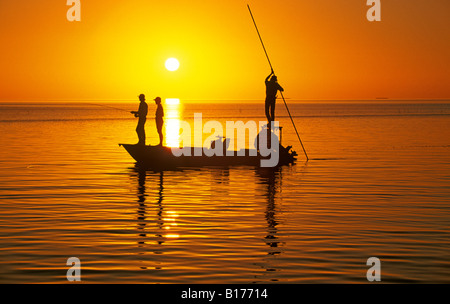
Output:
[{"xmin": 165, "ymin": 58, "xmax": 180, "ymax": 72}]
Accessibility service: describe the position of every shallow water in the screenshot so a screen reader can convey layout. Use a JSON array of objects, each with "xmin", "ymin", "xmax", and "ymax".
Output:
[{"xmin": 0, "ymin": 101, "xmax": 449, "ymax": 283}]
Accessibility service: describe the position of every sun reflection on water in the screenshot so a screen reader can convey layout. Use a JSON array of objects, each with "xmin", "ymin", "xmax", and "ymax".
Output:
[{"xmin": 164, "ymin": 99, "xmax": 182, "ymax": 148}]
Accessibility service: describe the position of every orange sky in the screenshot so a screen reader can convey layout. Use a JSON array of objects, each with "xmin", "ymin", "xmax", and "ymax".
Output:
[{"xmin": 0, "ymin": 0, "xmax": 449, "ymax": 102}]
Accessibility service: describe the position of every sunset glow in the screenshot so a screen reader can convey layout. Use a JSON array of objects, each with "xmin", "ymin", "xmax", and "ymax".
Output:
[
  {"xmin": 0, "ymin": 1, "xmax": 448, "ymax": 102},
  {"xmin": 165, "ymin": 98, "xmax": 180, "ymax": 105}
]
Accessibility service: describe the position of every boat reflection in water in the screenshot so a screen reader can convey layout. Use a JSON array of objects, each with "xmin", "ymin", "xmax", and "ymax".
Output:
[
  {"xmin": 256, "ymin": 167, "xmax": 283, "ymax": 255},
  {"xmin": 130, "ymin": 160, "xmax": 309, "ymax": 281},
  {"xmin": 254, "ymin": 167, "xmax": 284, "ymax": 282},
  {"xmin": 133, "ymin": 168, "xmax": 179, "ymax": 270},
  {"xmin": 254, "ymin": 163, "xmax": 307, "ymax": 281}
]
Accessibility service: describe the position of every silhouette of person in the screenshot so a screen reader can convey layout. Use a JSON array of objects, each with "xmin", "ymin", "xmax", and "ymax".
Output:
[
  {"xmin": 265, "ymin": 69, "xmax": 284, "ymax": 125},
  {"xmin": 154, "ymin": 97, "xmax": 164, "ymax": 146},
  {"xmin": 131, "ymin": 94, "xmax": 148, "ymax": 145}
]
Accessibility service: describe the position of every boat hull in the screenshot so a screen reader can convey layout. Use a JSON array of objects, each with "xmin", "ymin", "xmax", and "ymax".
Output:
[{"xmin": 119, "ymin": 144, "xmax": 296, "ymax": 170}]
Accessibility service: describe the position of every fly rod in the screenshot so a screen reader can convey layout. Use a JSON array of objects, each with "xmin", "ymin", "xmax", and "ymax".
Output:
[
  {"xmin": 247, "ymin": 4, "xmax": 309, "ymax": 161},
  {"xmin": 88, "ymin": 103, "xmax": 130, "ymax": 113}
]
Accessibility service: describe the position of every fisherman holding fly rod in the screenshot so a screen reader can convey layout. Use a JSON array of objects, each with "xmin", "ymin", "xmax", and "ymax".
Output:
[{"xmin": 131, "ymin": 94, "xmax": 148, "ymax": 145}]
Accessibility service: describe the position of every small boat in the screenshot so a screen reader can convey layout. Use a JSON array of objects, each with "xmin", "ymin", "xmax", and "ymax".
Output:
[{"xmin": 119, "ymin": 143, "xmax": 297, "ymax": 170}]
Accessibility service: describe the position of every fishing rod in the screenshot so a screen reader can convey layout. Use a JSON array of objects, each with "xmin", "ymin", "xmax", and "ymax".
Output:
[
  {"xmin": 247, "ymin": 4, "xmax": 309, "ymax": 161},
  {"xmin": 87, "ymin": 103, "xmax": 131, "ymax": 113}
]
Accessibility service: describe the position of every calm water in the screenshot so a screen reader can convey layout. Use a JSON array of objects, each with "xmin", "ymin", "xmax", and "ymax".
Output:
[{"xmin": 0, "ymin": 101, "xmax": 449, "ymax": 283}]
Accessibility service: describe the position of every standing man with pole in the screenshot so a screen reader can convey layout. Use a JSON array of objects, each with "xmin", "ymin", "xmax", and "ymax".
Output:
[
  {"xmin": 247, "ymin": 4, "xmax": 309, "ymax": 161},
  {"xmin": 265, "ymin": 69, "xmax": 284, "ymax": 126}
]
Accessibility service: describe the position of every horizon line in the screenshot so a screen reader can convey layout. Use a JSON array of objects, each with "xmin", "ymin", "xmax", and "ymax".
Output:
[{"xmin": 0, "ymin": 98, "xmax": 450, "ymax": 104}]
